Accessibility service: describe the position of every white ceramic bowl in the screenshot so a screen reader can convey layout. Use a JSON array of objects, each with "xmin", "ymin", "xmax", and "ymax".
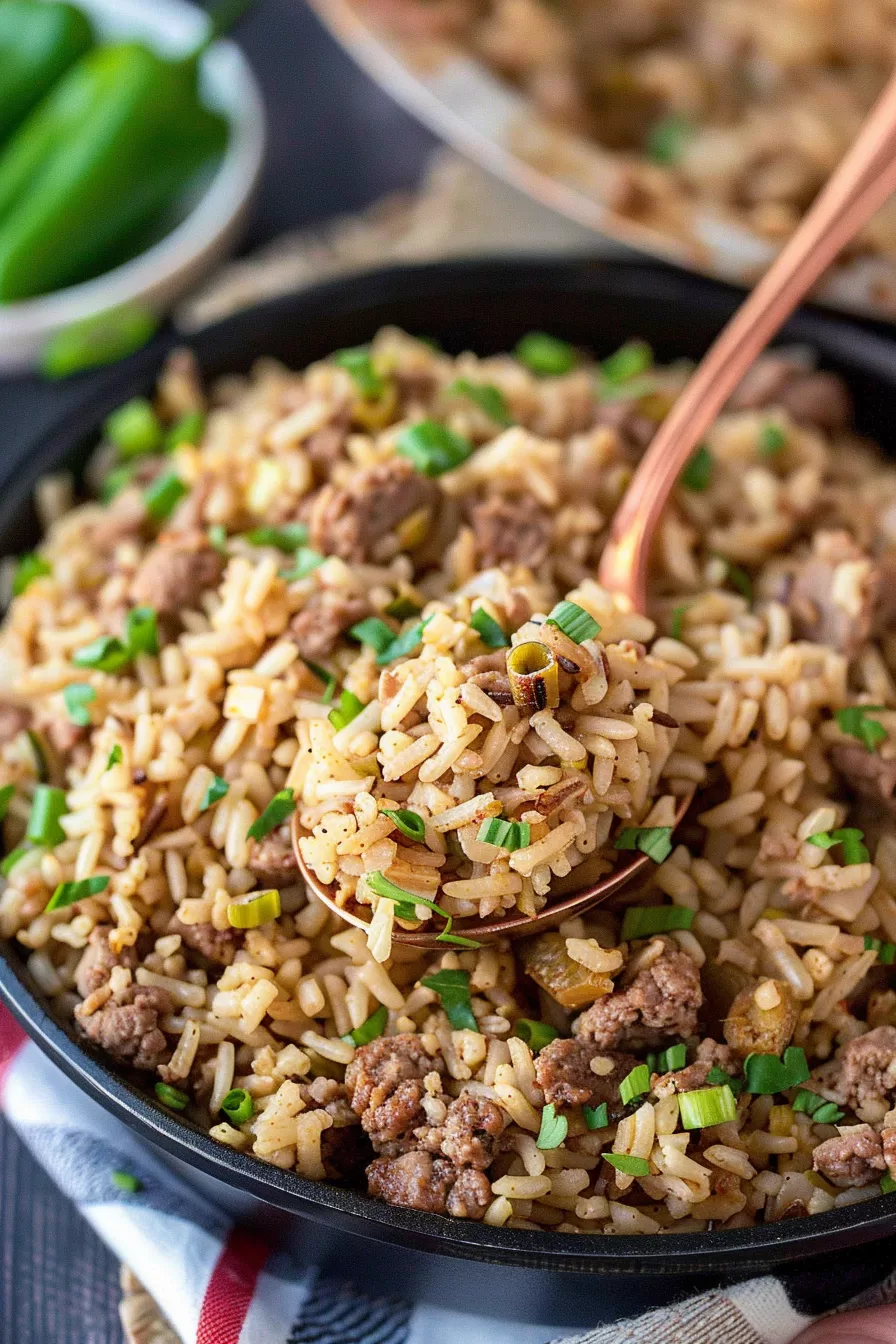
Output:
[{"xmin": 0, "ymin": 0, "xmax": 266, "ymax": 372}]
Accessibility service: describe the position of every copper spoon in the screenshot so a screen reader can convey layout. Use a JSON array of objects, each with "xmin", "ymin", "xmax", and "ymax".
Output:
[{"xmin": 292, "ymin": 67, "xmax": 896, "ymax": 945}]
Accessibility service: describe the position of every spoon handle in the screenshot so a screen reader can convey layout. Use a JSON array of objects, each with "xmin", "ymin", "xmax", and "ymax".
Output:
[{"xmin": 598, "ymin": 66, "xmax": 896, "ymax": 612}]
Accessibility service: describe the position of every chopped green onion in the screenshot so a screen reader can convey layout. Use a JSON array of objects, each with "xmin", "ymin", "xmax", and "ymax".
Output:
[
  {"xmin": 678, "ymin": 1085, "xmax": 737, "ymax": 1130},
  {"xmin": 670, "ymin": 604, "xmax": 690, "ymax": 642},
  {"xmin": 864, "ymin": 935, "xmax": 896, "ymax": 965},
  {"xmin": 281, "ymin": 548, "xmax": 326, "ymax": 582},
  {"xmin": 0, "ymin": 785, "xmax": 13, "ymax": 821},
  {"xmin": 220, "ymin": 1088, "xmax": 255, "ymax": 1125},
  {"xmin": 385, "ymin": 594, "xmax": 422, "ymax": 620},
  {"xmin": 247, "ymin": 789, "xmax": 295, "ymax": 841},
  {"xmin": 600, "ymin": 340, "xmax": 653, "ymax": 387},
  {"xmin": 104, "ymin": 398, "xmax": 162, "ymax": 459},
  {"xmin": 681, "ymin": 444, "xmax": 713, "ymax": 491},
  {"xmin": 436, "ymin": 932, "xmax": 483, "ymax": 948},
  {"xmin": 45, "ymin": 875, "xmax": 109, "ymax": 912},
  {"xmin": 144, "ymin": 472, "xmax": 187, "ymax": 523},
  {"xmin": 366, "ymin": 872, "xmax": 452, "ymax": 925},
  {"xmin": 334, "ymin": 346, "xmax": 386, "ymax": 400},
  {"xmin": 743, "ymin": 1046, "xmax": 810, "ymax": 1095},
  {"xmin": 245, "ymin": 523, "xmax": 308, "ymax": 552},
  {"xmin": 599, "ymin": 374, "xmax": 658, "ymax": 404},
  {"xmin": 344, "ymin": 1003, "xmax": 389, "ymax": 1047},
  {"xmin": 385, "ymin": 617, "xmax": 432, "ymax": 665},
  {"xmin": 619, "ymin": 1064, "xmax": 650, "ymax": 1106},
  {"xmin": 0, "ymin": 846, "xmax": 30, "ymax": 877},
  {"xmin": 620, "ymin": 903, "xmax": 694, "ymax": 940},
  {"xmin": 603, "ymin": 1153, "xmax": 650, "ymax": 1176},
  {"xmin": 420, "ymin": 967, "xmax": 477, "ymax": 1032},
  {"xmin": 614, "ymin": 827, "xmax": 674, "ymax": 865},
  {"xmin": 165, "ymin": 410, "xmax": 205, "ymax": 453},
  {"xmin": 72, "ymin": 635, "xmax": 129, "ymax": 674},
  {"xmin": 836, "ymin": 705, "xmax": 888, "ymax": 752},
  {"xmin": 397, "ymin": 421, "xmax": 474, "ymax": 477},
  {"xmin": 515, "ymin": 332, "xmax": 576, "ymax": 377},
  {"xmin": 660, "ymin": 1043, "xmax": 687, "ymax": 1072},
  {"xmin": 350, "ymin": 617, "xmax": 394, "ymax": 659},
  {"xmin": 881, "ymin": 1173, "xmax": 896, "ymax": 1195},
  {"xmin": 328, "ymin": 689, "xmax": 365, "ymax": 733},
  {"xmin": 706, "ymin": 1065, "xmax": 743, "ymax": 1096},
  {"xmin": 584, "ymin": 1102, "xmax": 608, "ymax": 1130},
  {"xmin": 208, "ymin": 524, "xmax": 228, "ymax": 554},
  {"xmin": 302, "ymin": 659, "xmax": 338, "ymax": 704},
  {"xmin": 645, "ymin": 113, "xmax": 693, "ymax": 166},
  {"xmin": 125, "ymin": 606, "xmax": 159, "ymax": 657},
  {"xmin": 792, "ymin": 1089, "xmax": 844, "ymax": 1124},
  {"xmin": 447, "ymin": 378, "xmax": 512, "ymax": 426},
  {"xmin": 227, "ymin": 888, "xmax": 281, "ymax": 929},
  {"xmin": 12, "ymin": 553, "xmax": 51, "ymax": 596},
  {"xmin": 514, "ymin": 1019, "xmax": 559, "ymax": 1052},
  {"xmin": 111, "ymin": 1170, "xmax": 142, "ymax": 1194},
  {"xmin": 106, "ymin": 745, "xmax": 123, "ymax": 770},
  {"xmin": 470, "ymin": 607, "xmax": 509, "ymax": 649},
  {"xmin": 62, "ymin": 683, "xmax": 95, "ymax": 727},
  {"xmin": 813, "ymin": 1102, "xmax": 845, "ymax": 1124},
  {"xmin": 477, "ymin": 818, "xmax": 531, "ymax": 851},
  {"xmin": 808, "ymin": 827, "xmax": 870, "ymax": 865},
  {"xmin": 199, "ymin": 775, "xmax": 228, "ymax": 813},
  {"xmin": 100, "ymin": 464, "xmax": 135, "ymax": 503},
  {"xmin": 545, "ymin": 600, "xmax": 600, "ymax": 644},
  {"xmin": 758, "ymin": 423, "xmax": 787, "ymax": 457},
  {"xmin": 536, "ymin": 1102, "xmax": 568, "ymax": 1150},
  {"xmin": 723, "ymin": 561, "xmax": 753, "ymax": 602},
  {"xmin": 27, "ymin": 785, "xmax": 67, "ymax": 847},
  {"xmin": 383, "ymin": 809, "xmax": 427, "ymax": 843},
  {"xmin": 27, "ymin": 730, "xmax": 48, "ymax": 782},
  {"xmin": 155, "ymin": 1082, "xmax": 189, "ymax": 1111},
  {"xmin": 41, "ymin": 305, "xmax": 157, "ymax": 379}
]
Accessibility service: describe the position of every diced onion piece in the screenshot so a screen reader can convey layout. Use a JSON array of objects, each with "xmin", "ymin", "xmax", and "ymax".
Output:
[{"xmin": 506, "ymin": 641, "xmax": 559, "ymax": 712}]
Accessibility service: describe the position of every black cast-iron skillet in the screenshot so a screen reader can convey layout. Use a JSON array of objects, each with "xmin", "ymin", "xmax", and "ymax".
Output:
[{"xmin": 2, "ymin": 257, "xmax": 896, "ymax": 1278}]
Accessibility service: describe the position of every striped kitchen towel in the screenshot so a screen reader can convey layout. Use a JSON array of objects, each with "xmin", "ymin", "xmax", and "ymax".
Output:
[{"xmin": 1, "ymin": 1002, "xmax": 893, "ymax": 1344}]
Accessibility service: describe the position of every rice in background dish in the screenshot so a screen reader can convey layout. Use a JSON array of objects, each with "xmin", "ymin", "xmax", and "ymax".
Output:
[{"xmin": 2, "ymin": 327, "xmax": 896, "ymax": 1234}]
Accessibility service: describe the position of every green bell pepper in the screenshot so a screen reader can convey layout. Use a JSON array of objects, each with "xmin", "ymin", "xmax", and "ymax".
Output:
[{"xmin": 0, "ymin": 0, "xmax": 94, "ymax": 145}]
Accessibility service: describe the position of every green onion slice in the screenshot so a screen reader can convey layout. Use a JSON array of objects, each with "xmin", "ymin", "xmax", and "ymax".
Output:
[
  {"xmin": 447, "ymin": 378, "xmax": 512, "ymax": 426},
  {"xmin": 302, "ymin": 658, "xmax": 338, "ymax": 704},
  {"xmin": 515, "ymin": 332, "xmax": 576, "ymax": 377},
  {"xmin": 620, "ymin": 903, "xmax": 694, "ymax": 940},
  {"xmin": 220, "ymin": 1088, "xmax": 255, "ymax": 1125},
  {"xmin": 199, "ymin": 775, "xmax": 229, "ymax": 813},
  {"xmin": 545, "ymin": 600, "xmax": 600, "ymax": 644},
  {"xmin": 45, "ymin": 875, "xmax": 109, "ymax": 912},
  {"xmin": 328, "ymin": 689, "xmax": 364, "ymax": 733},
  {"xmin": 758, "ymin": 423, "xmax": 786, "ymax": 457},
  {"xmin": 144, "ymin": 472, "xmax": 188, "ymax": 523},
  {"xmin": 27, "ymin": 785, "xmax": 67, "ymax": 847},
  {"xmin": 385, "ymin": 594, "xmax": 422, "ymax": 620},
  {"xmin": 670, "ymin": 604, "xmax": 690, "ymax": 642},
  {"xmin": 435, "ymin": 932, "xmax": 483, "ymax": 948},
  {"xmin": 864, "ymin": 935, "xmax": 896, "ymax": 965},
  {"xmin": 12, "ymin": 553, "xmax": 51, "ymax": 596},
  {"xmin": 836, "ymin": 705, "xmax": 888, "ymax": 752},
  {"xmin": 470, "ymin": 607, "xmax": 509, "ymax": 649},
  {"xmin": 0, "ymin": 784, "xmax": 14, "ymax": 820},
  {"xmin": 603, "ymin": 1153, "xmax": 650, "ymax": 1176},
  {"xmin": 344, "ymin": 1003, "xmax": 388, "ymax": 1047},
  {"xmin": 125, "ymin": 606, "xmax": 159, "ymax": 657},
  {"xmin": 227, "ymin": 888, "xmax": 281, "ymax": 929},
  {"xmin": 383, "ymin": 808, "xmax": 427, "ymax": 843},
  {"xmin": 106, "ymin": 745, "xmax": 123, "ymax": 770},
  {"xmin": 659, "ymin": 1043, "xmax": 687, "ymax": 1072},
  {"xmin": 743, "ymin": 1046, "xmax": 810, "ymax": 1095},
  {"xmin": 619, "ymin": 1064, "xmax": 650, "ymax": 1106},
  {"xmin": 72, "ymin": 635, "xmax": 130, "ymax": 673},
  {"xmin": 514, "ymin": 1019, "xmax": 559, "ymax": 1052},
  {"xmin": 41, "ymin": 306, "xmax": 157, "ymax": 380},
  {"xmin": 614, "ymin": 827, "xmax": 674, "ymax": 865},
  {"xmin": 0, "ymin": 846, "xmax": 30, "ymax": 877},
  {"xmin": 536, "ymin": 1102, "xmax": 568, "ymax": 1150},
  {"xmin": 27, "ymin": 730, "xmax": 48, "ymax": 782},
  {"xmin": 397, "ymin": 421, "xmax": 474, "ymax": 477},
  {"xmin": 351, "ymin": 615, "xmax": 431, "ymax": 666},
  {"xmin": 645, "ymin": 113, "xmax": 693, "ymax": 165},
  {"xmin": 678, "ymin": 1085, "xmax": 737, "ymax": 1131},
  {"xmin": 584, "ymin": 1102, "xmax": 608, "ymax": 1130},
  {"xmin": 104, "ymin": 398, "xmax": 162, "ymax": 459},
  {"xmin": 166, "ymin": 410, "xmax": 205, "ymax": 453},
  {"xmin": 100, "ymin": 464, "xmax": 136, "ymax": 504},
  {"xmin": 247, "ymin": 789, "xmax": 296, "ymax": 840},
  {"xmin": 600, "ymin": 340, "xmax": 653, "ymax": 387},
  {"xmin": 420, "ymin": 967, "xmax": 477, "ymax": 1032},
  {"xmin": 381, "ymin": 617, "xmax": 430, "ymax": 665},
  {"xmin": 881, "ymin": 1173, "xmax": 896, "ymax": 1195},
  {"xmin": 724, "ymin": 561, "xmax": 753, "ymax": 602},
  {"xmin": 62, "ymin": 683, "xmax": 95, "ymax": 726},
  {"xmin": 334, "ymin": 346, "xmax": 386, "ymax": 400},
  {"xmin": 155, "ymin": 1081, "xmax": 189, "ymax": 1111},
  {"xmin": 280, "ymin": 547, "xmax": 326, "ymax": 581},
  {"xmin": 477, "ymin": 818, "xmax": 531, "ymax": 851},
  {"xmin": 111, "ymin": 1170, "xmax": 142, "ymax": 1193},
  {"xmin": 207, "ymin": 524, "xmax": 228, "ymax": 554},
  {"xmin": 808, "ymin": 827, "xmax": 869, "ymax": 865},
  {"xmin": 706, "ymin": 1065, "xmax": 743, "ymax": 1096},
  {"xmin": 680, "ymin": 443, "xmax": 713, "ymax": 492}
]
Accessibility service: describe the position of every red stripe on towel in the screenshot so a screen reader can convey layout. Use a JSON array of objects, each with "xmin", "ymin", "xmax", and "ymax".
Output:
[
  {"xmin": 0, "ymin": 1004, "xmax": 26, "ymax": 1101},
  {"xmin": 196, "ymin": 1227, "xmax": 268, "ymax": 1344}
]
